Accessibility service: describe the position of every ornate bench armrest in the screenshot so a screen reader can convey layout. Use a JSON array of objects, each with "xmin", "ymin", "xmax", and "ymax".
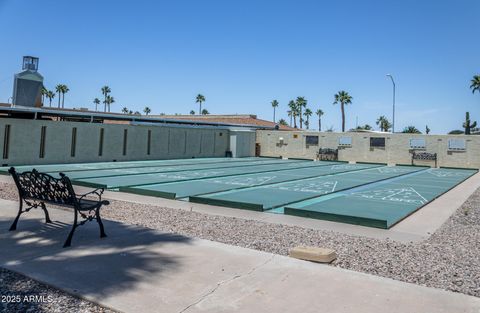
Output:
[{"xmin": 77, "ymin": 188, "xmax": 105, "ymax": 202}]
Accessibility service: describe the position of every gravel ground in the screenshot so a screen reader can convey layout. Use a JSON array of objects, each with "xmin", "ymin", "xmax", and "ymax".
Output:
[{"xmin": 0, "ymin": 180, "xmax": 479, "ymax": 308}]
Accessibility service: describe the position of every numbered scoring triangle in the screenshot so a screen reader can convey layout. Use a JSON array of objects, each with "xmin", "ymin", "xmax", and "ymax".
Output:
[{"xmin": 351, "ymin": 187, "xmax": 427, "ymax": 205}]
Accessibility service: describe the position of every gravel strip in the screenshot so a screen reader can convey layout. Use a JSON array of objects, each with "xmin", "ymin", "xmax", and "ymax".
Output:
[{"xmin": 1, "ymin": 181, "xmax": 479, "ymax": 299}]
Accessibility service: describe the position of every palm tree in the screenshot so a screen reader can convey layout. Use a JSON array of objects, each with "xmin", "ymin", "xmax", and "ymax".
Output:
[
  {"xmin": 470, "ymin": 75, "xmax": 480, "ymax": 94},
  {"xmin": 288, "ymin": 100, "xmax": 298, "ymax": 128},
  {"xmin": 190, "ymin": 110, "xmax": 195, "ymax": 115},
  {"xmin": 106, "ymin": 95, "xmax": 115, "ymax": 112},
  {"xmin": 41, "ymin": 86, "xmax": 47, "ymax": 105},
  {"xmin": 376, "ymin": 115, "xmax": 392, "ymax": 132},
  {"xmin": 333, "ymin": 91, "xmax": 353, "ymax": 132},
  {"xmin": 196, "ymin": 94, "xmax": 205, "ymax": 114},
  {"xmin": 287, "ymin": 110, "xmax": 293, "ymax": 126},
  {"xmin": 61, "ymin": 85, "xmax": 69, "ymax": 108},
  {"xmin": 55, "ymin": 84, "xmax": 63, "ymax": 108},
  {"xmin": 402, "ymin": 126, "xmax": 421, "ymax": 134},
  {"xmin": 93, "ymin": 98, "xmax": 101, "ymax": 111},
  {"xmin": 101, "ymin": 86, "xmax": 111, "ymax": 112},
  {"xmin": 316, "ymin": 109, "xmax": 324, "ymax": 131},
  {"xmin": 143, "ymin": 106, "xmax": 151, "ymax": 115},
  {"xmin": 425, "ymin": 125, "xmax": 431, "ymax": 134},
  {"xmin": 296, "ymin": 97, "xmax": 307, "ymax": 128},
  {"xmin": 46, "ymin": 90, "xmax": 55, "ymax": 107},
  {"xmin": 304, "ymin": 108, "xmax": 313, "ymax": 129},
  {"xmin": 201, "ymin": 109, "xmax": 209, "ymax": 115},
  {"xmin": 271, "ymin": 100, "xmax": 279, "ymax": 122},
  {"xmin": 122, "ymin": 107, "xmax": 129, "ymax": 114}
]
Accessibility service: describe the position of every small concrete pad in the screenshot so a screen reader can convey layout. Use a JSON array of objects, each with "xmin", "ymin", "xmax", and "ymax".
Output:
[{"xmin": 289, "ymin": 246, "xmax": 336, "ymax": 263}]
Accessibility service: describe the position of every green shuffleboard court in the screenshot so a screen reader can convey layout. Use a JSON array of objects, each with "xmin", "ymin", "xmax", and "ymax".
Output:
[
  {"xmin": 0, "ymin": 157, "xmax": 263, "ymax": 175},
  {"xmin": 284, "ymin": 167, "xmax": 477, "ymax": 228},
  {"xmin": 44, "ymin": 158, "xmax": 303, "ymax": 180},
  {"xmin": 120, "ymin": 163, "xmax": 380, "ymax": 199},
  {"xmin": 189, "ymin": 165, "xmax": 426, "ymax": 211},
  {"xmin": 73, "ymin": 159, "xmax": 337, "ymax": 189}
]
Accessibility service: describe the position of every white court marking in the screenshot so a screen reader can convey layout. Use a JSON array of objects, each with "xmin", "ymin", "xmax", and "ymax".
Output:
[
  {"xmin": 265, "ymin": 181, "xmax": 338, "ymax": 194},
  {"xmin": 377, "ymin": 167, "xmax": 411, "ymax": 174},
  {"xmin": 211, "ymin": 176, "xmax": 277, "ymax": 186},
  {"xmin": 331, "ymin": 164, "xmax": 361, "ymax": 170},
  {"xmin": 427, "ymin": 169, "xmax": 470, "ymax": 178},
  {"xmin": 350, "ymin": 187, "xmax": 428, "ymax": 205}
]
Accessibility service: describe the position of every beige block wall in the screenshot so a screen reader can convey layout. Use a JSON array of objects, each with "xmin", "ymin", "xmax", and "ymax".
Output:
[
  {"xmin": 0, "ymin": 118, "xmax": 231, "ymax": 166},
  {"xmin": 256, "ymin": 130, "xmax": 480, "ymax": 169}
]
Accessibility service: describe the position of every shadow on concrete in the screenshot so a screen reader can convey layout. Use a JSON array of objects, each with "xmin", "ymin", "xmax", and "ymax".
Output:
[{"xmin": 0, "ymin": 214, "xmax": 192, "ymax": 306}]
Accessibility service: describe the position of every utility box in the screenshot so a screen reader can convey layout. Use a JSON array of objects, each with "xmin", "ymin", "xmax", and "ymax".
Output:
[{"xmin": 12, "ymin": 56, "xmax": 44, "ymax": 108}]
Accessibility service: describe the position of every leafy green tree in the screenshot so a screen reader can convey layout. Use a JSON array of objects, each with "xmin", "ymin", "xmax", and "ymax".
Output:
[
  {"xmin": 46, "ymin": 90, "xmax": 55, "ymax": 107},
  {"xmin": 288, "ymin": 100, "xmax": 298, "ymax": 128},
  {"xmin": 122, "ymin": 107, "xmax": 129, "ymax": 114},
  {"xmin": 333, "ymin": 91, "xmax": 353, "ymax": 132},
  {"xmin": 271, "ymin": 100, "xmax": 279, "ymax": 122},
  {"xmin": 449, "ymin": 130, "xmax": 464, "ymax": 135},
  {"xmin": 278, "ymin": 119, "xmax": 288, "ymax": 126},
  {"xmin": 470, "ymin": 75, "xmax": 480, "ymax": 94},
  {"xmin": 304, "ymin": 108, "xmax": 313, "ymax": 129},
  {"xmin": 315, "ymin": 109, "xmax": 324, "ymax": 131},
  {"xmin": 143, "ymin": 106, "xmax": 151, "ymax": 115},
  {"xmin": 93, "ymin": 98, "xmax": 101, "ymax": 111},
  {"xmin": 352, "ymin": 124, "xmax": 373, "ymax": 131},
  {"xmin": 296, "ymin": 97, "xmax": 307, "ymax": 128},
  {"xmin": 190, "ymin": 110, "xmax": 195, "ymax": 115},
  {"xmin": 201, "ymin": 109, "xmax": 209, "ymax": 115},
  {"xmin": 463, "ymin": 112, "xmax": 477, "ymax": 135},
  {"xmin": 101, "ymin": 86, "xmax": 111, "ymax": 112},
  {"xmin": 402, "ymin": 126, "xmax": 421, "ymax": 134},
  {"xmin": 376, "ymin": 115, "xmax": 392, "ymax": 132},
  {"xmin": 196, "ymin": 94, "xmax": 206, "ymax": 114}
]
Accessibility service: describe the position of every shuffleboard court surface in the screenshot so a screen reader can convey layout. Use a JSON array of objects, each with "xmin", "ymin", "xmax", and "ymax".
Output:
[
  {"xmin": 189, "ymin": 165, "xmax": 427, "ymax": 211},
  {"xmin": 120, "ymin": 163, "xmax": 381, "ymax": 199},
  {"xmin": 0, "ymin": 157, "xmax": 263, "ymax": 175},
  {"xmin": 45, "ymin": 158, "xmax": 304, "ymax": 180},
  {"xmin": 74, "ymin": 160, "xmax": 341, "ymax": 189},
  {"xmin": 284, "ymin": 167, "xmax": 477, "ymax": 228}
]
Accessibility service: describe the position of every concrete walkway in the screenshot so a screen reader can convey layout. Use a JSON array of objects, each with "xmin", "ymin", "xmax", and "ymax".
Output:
[{"xmin": 0, "ymin": 199, "xmax": 479, "ymax": 313}]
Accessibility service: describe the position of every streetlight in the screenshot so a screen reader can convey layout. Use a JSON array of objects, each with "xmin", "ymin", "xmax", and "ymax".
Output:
[{"xmin": 386, "ymin": 74, "xmax": 396, "ymax": 133}]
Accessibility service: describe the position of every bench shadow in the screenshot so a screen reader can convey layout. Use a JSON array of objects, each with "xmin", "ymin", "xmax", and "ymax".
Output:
[{"xmin": 0, "ymin": 214, "xmax": 193, "ymax": 307}]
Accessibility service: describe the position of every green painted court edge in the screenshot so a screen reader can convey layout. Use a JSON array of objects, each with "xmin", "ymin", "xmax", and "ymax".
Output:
[
  {"xmin": 119, "ymin": 163, "xmax": 381, "ymax": 200},
  {"xmin": 284, "ymin": 168, "xmax": 478, "ymax": 229},
  {"xmin": 56, "ymin": 158, "xmax": 307, "ymax": 180},
  {"xmin": 188, "ymin": 166, "xmax": 427, "ymax": 211},
  {"xmin": 0, "ymin": 157, "xmax": 265, "ymax": 175},
  {"xmin": 72, "ymin": 160, "xmax": 344, "ymax": 189}
]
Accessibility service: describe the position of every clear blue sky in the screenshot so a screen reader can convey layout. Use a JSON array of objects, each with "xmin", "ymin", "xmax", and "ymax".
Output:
[{"xmin": 0, "ymin": 0, "xmax": 478, "ymax": 134}]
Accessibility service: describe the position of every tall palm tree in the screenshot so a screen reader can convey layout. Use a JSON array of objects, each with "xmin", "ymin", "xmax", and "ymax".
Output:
[
  {"xmin": 333, "ymin": 91, "xmax": 353, "ymax": 132},
  {"xmin": 315, "ymin": 109, "xmax": 324, "ymax": 131},
  {"xmin": 304, "ymin": 108, "xmax": 313, "ymax": 129},
  {"xmin": 122, "ymin": 107, "xmax": 129, "ymax": 114},
  {"xmin": 41, "ymin": 86, "xmax": 47, "ymax": 106},
  {"xmin": 101, "ymin": 86, "xmax": 111, "ymax": 112},
  {"xmin": 61, "ymin": 85, "xmax": 69, "ymax": 108},
  {"xmin": 46, "ymin": 90, "xmax": 55, "ymax": 107},
  {"xmin": 93, "ymin": 98, "xmax": 101, "ymax": 111},
  {"xmin": 106, "ymin": 95, "xmax": 115, "ymax": 112},
  {"xmin": 288, "ymin": 100, "xmax": 298, "ymax": 128},
  {"xmin": 144, "ymin": 106, "xmax": 151, "ymax": 115},
  {"xmin": 471, "ymin": 75, "xmax": 480, "ymax": 94},
  {"xmin": 296, "ymin": 97, "xmax": 307, "ymax": 128},
  {"xmin": 201, "ymin": 109, "xmax": 209, "ymax": 115},
  {"xmin": 271, "ymin": 100, "xmax": 279, "ymax": 122},
  {"xmin": 196, "ymin": 94, "xmax": 205, "ymax": 114},
  {"xmin": 55, "ymin": 84, "xmax": 63, "ymax": 108},
  {"xmin": 287, "ymin": 110, "xmax": 293, "ymax": 126}
]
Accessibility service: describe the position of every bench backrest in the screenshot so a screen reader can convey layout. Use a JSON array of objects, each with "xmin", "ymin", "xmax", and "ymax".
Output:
[
  {"xmin": 412, "ymin": 152, "xmax": 437, "ymax": 161},
  {"xmin": 318, "ymin": 148, "xmax": 339, "ymax": 161},
  {"xmin": 9, "ymin": 167, "xmax": 76, "ymax": 206}
]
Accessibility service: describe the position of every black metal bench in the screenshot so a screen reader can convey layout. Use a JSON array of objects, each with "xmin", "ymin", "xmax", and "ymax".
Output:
[
  {"xmin": 411, "ymin": 151, "xmax": 437, "ymax": 167},
  {"xmin": 8, "ymin": 167, "xmax": 110, "ymax": 247},
  {"xmin": 317, "ymin": 148, "xmax": 339, "ymax": 161}
]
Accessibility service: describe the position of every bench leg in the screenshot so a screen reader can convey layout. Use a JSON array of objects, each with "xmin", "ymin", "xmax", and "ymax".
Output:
[
  {"xmin": 96, "ymin": 207, "xmax": 107, "ymax": 238},
  {"xmin": 9, "ymin": 199, "xmax": 23, "ymax": 231},
  {"xmin": 63, "ymin": 210, "xmax": 78, "ymax": 248},
  {"xmin": 40, "ymin": 202, "xmax": 53, "ymax": 224}
]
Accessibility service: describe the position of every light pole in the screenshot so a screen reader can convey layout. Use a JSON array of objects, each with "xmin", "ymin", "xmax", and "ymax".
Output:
[{"xmin": 386, "ymin": 74, "xmax": 395, "ymax": 133}]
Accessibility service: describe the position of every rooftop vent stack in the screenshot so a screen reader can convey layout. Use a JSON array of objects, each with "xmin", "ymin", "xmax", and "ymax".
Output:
[{"xmin": 12, "ymin": 56, "xmax": 44, "ymax": 108}]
